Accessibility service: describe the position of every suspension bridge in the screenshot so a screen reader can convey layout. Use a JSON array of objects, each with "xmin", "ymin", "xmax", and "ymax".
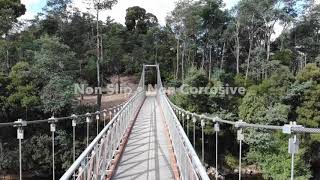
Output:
[{"xmin": 1, "ymin": 64, "xmax": 320, "ymax": 180}]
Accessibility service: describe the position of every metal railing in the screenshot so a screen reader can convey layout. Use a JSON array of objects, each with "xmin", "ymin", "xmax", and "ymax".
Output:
[
  {"xmin": 154, "ymin": 64, "xmax": 210, "ymax": 180},
  {"xmin": 60, "ymin": 90, "xmax": 145, "ymax": 180},
  {"xmin": 60, "ymin": 69, "xmax": 146, "ymax": 180},
  {"xmin": 157, "ymin": 90, "xmax": 209, "ymax": 180}
]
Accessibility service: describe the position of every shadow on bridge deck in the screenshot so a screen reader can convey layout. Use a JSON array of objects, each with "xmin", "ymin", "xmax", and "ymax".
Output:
[{"xmin": 112, "ymin": 95, "xmax": 177, "ymax": 180}]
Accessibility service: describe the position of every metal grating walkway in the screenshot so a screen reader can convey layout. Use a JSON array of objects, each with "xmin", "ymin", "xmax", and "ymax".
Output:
[{"xmin": 112, "ymin": 96, "xmax": 176, "ymax": 180}]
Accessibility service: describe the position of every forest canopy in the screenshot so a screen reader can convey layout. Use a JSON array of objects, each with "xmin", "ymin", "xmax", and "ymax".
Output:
[{"xmin": 1, "ymin": 0, "xmax": 320, "ymax": 179}]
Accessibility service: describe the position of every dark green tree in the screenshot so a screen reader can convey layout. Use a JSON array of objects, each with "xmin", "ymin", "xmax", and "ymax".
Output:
[
  {"xmin": 125, "ymin": 6, "xmax": 158, "ymax": 34},
  {"xmin": 0, "ymin": 0, "xmax": 26, "ymax": 35}
]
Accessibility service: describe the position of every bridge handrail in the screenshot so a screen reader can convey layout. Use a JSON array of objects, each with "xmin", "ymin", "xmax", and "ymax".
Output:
[
  {"xmin": 60, "ymin": 90, "xmax": 145, "ymax": 180},
  {"xmin": 154, "ymin": 64, "xmax": 209, "ymax": 180},
  {"xmin": 158, "ymin": 90, "xmax": 210, "ymax": 180}
]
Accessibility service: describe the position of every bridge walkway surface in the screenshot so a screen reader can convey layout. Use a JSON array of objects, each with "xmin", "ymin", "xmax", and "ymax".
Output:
[{"xmin": 112, "ymin": 95, "xmax": 178, "ymax": 180}]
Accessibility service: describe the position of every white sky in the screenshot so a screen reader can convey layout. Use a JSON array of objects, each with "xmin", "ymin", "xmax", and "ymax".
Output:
[
  {"xmin": 20, "ymin": 0, "xmax": 240, "ymax": 25},
  {"xmin": 72, "ymin": 0, "xmax": 240, "ymax": 25},
  {"xmin": 20, "ymin": 0, "xmax": 319, "ymax": 39},
  {"xmin": 72, "ymin": 0, "xmax": 176, "ymax": 25}
]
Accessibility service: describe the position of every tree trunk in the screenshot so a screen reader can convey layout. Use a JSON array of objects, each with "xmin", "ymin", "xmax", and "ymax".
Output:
[
  {"xmin": 235, "ymin": 19, "xmax": 240, "ymax": 74},
  {"xmin": 266, "ymin": 33, "xmax": 271, "ymax": 62},
  {"xmin": 100, "ymin": 35, "xmax": 104, "ymax": 86},
  {"xmin": 220, "ymin": 42, "xmax": 225, "ymax": 70},
  {"xmin": 280, "ymin": 36, "xmax": 284, "ymax": 51},
  {"xmin": 187, "ymin": 49, "xmax": 191, "ymax": 71},
  {"xmin": 176, "ymin": 38, "xmax": 180, "ymax": 80},
  {"xmin": 155, "ymin": 46, "xmax": 158, "ymax": 63},
  {"xmin": 209, "ymin": 46, "xmax": 212, "ymax": 80},
  {"xmin": 6, "ymin": 49, "xmax": 9, "ymax": 75},
  {"xmin": 201, "ymin": 49, "xmax": 205, "ymax": 70},
  {"xmin": 117, "ymin": 74, "xmax": 121, "ymax": 94},
  {"xmin": 304, "ymin": 54, "xmax": 307, "ymax": 66},
  {"xmin": 182, "ymin": 42, "xmax": 186, "ymax": 82},
  {"xmin": 96, "ymin": 7, "xmax": 102, "ymax": 110},
  {"xmin": 245, "ymin": 39, "xmax": 253, "ymax": 80},
  {"xmin": 193, "ymin": 48, "xmax": 196, "ymax": 67}
]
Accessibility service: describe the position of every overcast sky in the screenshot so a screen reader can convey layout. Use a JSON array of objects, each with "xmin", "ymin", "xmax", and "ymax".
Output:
[
  {"xmin": 20, "ymin": 0, "xmax": 240, "ymax": 24},
  {"xmin": 20, "ymin": 0, "xmax": 319, "ymax": 39}
]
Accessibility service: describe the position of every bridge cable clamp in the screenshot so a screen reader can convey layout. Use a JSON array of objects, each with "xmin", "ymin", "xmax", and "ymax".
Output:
[
  {"xmin": 186, "ymin": 112, "xmax": 190, "ymax": 120},
  {"xmin": 200, "ymin": 114, "xmax": 206, "ymax": 123},
  {"xmin": 235, "ymin": 120, "xmax": 246, "ymax": 141},
  {"xmin": 235, "ymin": 120, "xmax": 246, "ymax": 129},
  {"xmin": 201, "ymin": 119, "xmax": 205, "ymax": 127},
  {"xmin": 288, "ymin": 135, "xmax": 300, "ymax": 154},
  {"xmin": 85, "ymin": 113, "xmax": 92, "ymax": 123},
  {"xmin": 212, "ymin": 116, "xmax": 221, "ymax": 123},
  {"xmin": 214, "ymin": 123, "xmax": 220, "ymax": 132},
  {"xmin": 14, "ymin": 119, "xmax": 27, "ymax": 140},
  {"xmin": 192, "ymin": 114, "xmax": 197, "ymax": 123},
  {"xmin": 282, "ymin": 121, "xmax": 303, "ymax": 134},
  {"xmin": 48, "ymin": 116, "xmax": 57, "ymax": 132},
  {"xmin": 95, "ymin": 111, "xmax": 100, "ymax": 120},
  {"xmin": 102, "ymin": 109, "xmax": 107, "ymax": 119},
  {"xmin": 71, "ymin": 114, "xmax": 78, "ymax": 127},
  {"xmin": 283, "ymin": 122, "xmax": 302, "ymax": 154}
]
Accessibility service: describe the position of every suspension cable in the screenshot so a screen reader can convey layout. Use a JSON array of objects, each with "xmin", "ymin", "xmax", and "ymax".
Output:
[
  {"xmin": 169, "ymin": 101, "xmax": 320, "ymax": 134},
  {"xmin": 0, "ymin": 101, "xmax": 128, "ymax": 128}
]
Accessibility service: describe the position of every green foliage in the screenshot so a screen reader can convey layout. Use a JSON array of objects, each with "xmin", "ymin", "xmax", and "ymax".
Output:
[
  {"xmin": 246, "ymin": 133, "xmax": 311, "ymax": 180},
  {"xmin": 125, "ymin": 6, "xmax": 158, "ymax": 34},
  {"xmin": 0, "ymin": 72, "xmax": 9, "ymax": 112},
  {"xmin": 32, "ymin": 35, "xmax": 76, "ymax": 81},
  {"xmin": 40, "ymin": 75, "xmax": 74, "ymax": 115},
  {"xmin": 296, "ymin": 83, "xmax": 320, "ymax": 127},
  {"xmin": 23, "ymin": 130, "xmax": 82, "ymax": 175},
  {"xmin": 172, "ymin": 67, "xmax": 209, "ymax": 113},
  {"xmin": 46, "ymin": 0, "xmax": 71, "ymax": 14},
  {"xmin": 0, "ymin": 0, "xmax": 26, "ymax": 35},
  {"xmin": 0, "ymin": 141, "xmax": 17, "ymax": 171},
  {"xmin": 82, "ymin": 57, "xmax": 98, "ymax": 85},
  {"xmin": 273, "ymin": 49, "xmax": 294, "ymax": 66},
  {"xmin": 7, "ymin": 62, "xmax": 39, "ymax": 109},
  {"xmin": 239, "ymin": 68, "xmax": 293, "ymax": 122},
  {"xmin": 0, "ymin": 0, "xmax": 320, "ymax": 178},
  {"xmin": 239, "ymin": 87, "xmax": 267, "ymax": 121},
  {"xmin": 225, "ymin": 153, "xmax": 238, "ymax": 169},
  {"xmin": 237, "ymin": 64, "xmax": 316, "ymax": 179},
  {"xmin": 289, "ymin": 64, "xmax": 320, "ymax": 128},
  {"xmin": 233, "ymin": 74, "xmax": 254, "ymax": 88},
  {"xmin": 297, "ymin": 64, "xmax": 320, "ymax": 83}
]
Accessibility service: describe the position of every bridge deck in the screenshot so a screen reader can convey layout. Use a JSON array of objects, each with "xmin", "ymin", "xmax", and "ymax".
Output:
[{"xmin": 112, "ymin": 96, "xmax": 176, "ymax": 180}]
